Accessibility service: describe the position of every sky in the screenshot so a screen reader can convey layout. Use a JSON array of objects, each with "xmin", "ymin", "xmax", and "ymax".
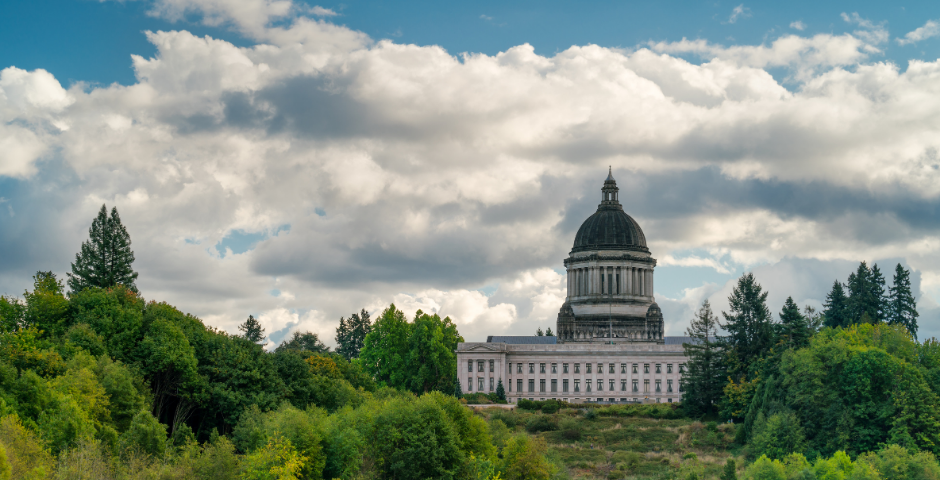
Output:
[{"xmin": 2, "ymin": 0, "xmax": 940, "ymax": 348}]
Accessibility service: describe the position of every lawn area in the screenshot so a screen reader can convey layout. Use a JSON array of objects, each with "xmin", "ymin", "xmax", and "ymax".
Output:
[{"xmin": 474, "ymin": 404, "xmax": 744, "ymax": 480}]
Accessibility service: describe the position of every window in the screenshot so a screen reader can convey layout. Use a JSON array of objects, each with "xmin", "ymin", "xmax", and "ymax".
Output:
[
  {"xmin": 644, "ymin": 379, "xmax": 650, "ymax": 393},
  {"xmin": 574, "ymin": 363, "xmax": 581, "ymax": 374},
  {"xmin": 597, "ymin": 379, "xmax": 603, "ymax": 391},
  {"xmin": 621, "ymin": 380, "xmax": 627, "ymax": 391},
  {"xmin": 679, "ymin": 364, "xmax": 685, "ymax": 373},
  {"xmin": 586, "ymin": 363, "xmax": 592, "ymax": 374},
  {"xmin": 478, "ymin": 361, "xmax": 485, "ymax": 372},
  {"xmin": 574, "ymin": 379, "xmax": 581, "ymax": 392},
  {"xmin": 539, "ymin": 363, "xmax": 546, "ymax": 374},
  {"xmin": 668, "ymin": 398, "xmax": 673, "ymax": 403},
  {"xmin": 468, "ymin": 378, "xmax": 473, "ymax": 391},
  {"xmin": 528, "ymin": 363, "xmax": 535, "ymax": 374},
  {"xmin": 609, "ymin": 364, "xmax": 615, "ymax": 374},
  {"xmin": 655, "ymin": 364, "xmax": 661, "ymax": 374},
  {"xmin": 633, "ymin": 398, "xmax": 638, "ymax": 402},
  {"xmin": 597, "ymin": 363, "xmax": 603, "ymax": 373},
  {"xmin": 539, "ymin": 379, "xmax": 546, "ymax": 393},
  {"xmin": 667, "ymin": 364, "xmax": 673, "ymax": 374},
  {"xmin": 586, "ymin": 381, "xmax": 592, "ymax": 392},
  {"xmin": 551, "ymin": 379, "xmax": 558, "ymax": 392},
  {"xmin": 490, "ymin": 360, "xmax": 494, "ymax": 372},
  {"xmin": 563, "ymin": 363, "xmax": 569, "ymax": 373},
  {"xmin": 517, "ymin": 364, "xmax": 523, "ymax": 374},
  {"xmin": 490, "ymin": 377, "xmax": 495, "ymax": 391},
  {"xmin": 508, "ymin": 379, "xmax": 512, "ymax": 392},
  {"xmin": 478, "ymin": 378, "xmax": 485, "ymax": 391},
  {"xmin": 528, "ymin": 379, "xmax": 535, "ymax": 392},
  {"xmin": 563, "ymin": 379, "xmax": 569, "ymax": 392},
  {"xmin": 609, "ymin": 380, "xmax": 615, "ymax": 391},
  {"xmin": 667, "ymin": 379, "xmax": 673, "ymax": 393},
  {"xmin": 508, "ymin": 362, "xmax": 512, "ymax": 373},
  {"xmin": 632, "ymin": 364, "xmax": 638, "ymax": 374},
  {"xmin": 644, "ymin": 364, "xmax": 650, "ymax": 374},
  {"xmin": 655, "ymin": 380, "xmax": 661, "ymax": 392},
  {"xmin": 517, "ymin": 379, "xmax": 522, "ymax": 392},
  {"xmin": 632, "ymin": 380, "xmax": 638, "ymax": 392},
  {"xmin": 679, "ymin": 381, "xmax": 684, "ymax": 393},
  {"xmin": 468, "ymin": 360, "xmax": 473, "ymax": 372},
  {"xmin": 551, "ymin": 363, "xmax": 558, "ymax": 374},
  {"xmin": 621, "ymin": 363, "xmax": 627, "ymax": 374}
]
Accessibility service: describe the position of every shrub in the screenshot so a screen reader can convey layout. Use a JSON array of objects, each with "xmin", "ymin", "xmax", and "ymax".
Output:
[
  {"xmin": 489, "ymin": 409, "xmax": 518, "ymax": 428},
  {"xmin": 584, "ymin": 409, "xmax": 598, "ymax": 420},
  {"xmin": 559, "ymin": 418, "xmax": 582, "ymax": 440},
  {"xmin": 517, "ymin": 399, "xmax": 539, "ymax": 411},
  {"xmin": 540, "ymin": 400, "xmax": 560, "ymax": 415},
  {"xmin": 743, "ymin": 455, "xmax": 785, "ymax": 480},
  {"xmin": 684, "ymin": 452, "xmax": 698, "ymax": 461},
  {"xmin": 720, "ymin": 459, "xmax": 737, "ymax": 480},
  {"xmin": 707, "ymin": 421, "xmax": 719, "ymax": 432},
  {"xmin": 525, "ymin": 415, "xmax": 558, "ymax": 433}
]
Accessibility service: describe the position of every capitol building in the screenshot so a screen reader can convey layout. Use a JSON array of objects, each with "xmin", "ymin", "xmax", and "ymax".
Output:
[{"xmin": 456, "ymin": 171, "xmax": 689, "ymax": 403}]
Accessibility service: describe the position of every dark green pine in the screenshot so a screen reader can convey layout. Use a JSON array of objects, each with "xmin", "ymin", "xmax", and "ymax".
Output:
[
  {"xmin": 823, "ymin": 280, "xmax": 849, "ymax": 328},
  {"xmin": 888, "ymin": 263, "xmax": 919, "ymax": 339},
  {"xmin": 68, "ymin": 204, "xmax": 139, "ymax": 293}
]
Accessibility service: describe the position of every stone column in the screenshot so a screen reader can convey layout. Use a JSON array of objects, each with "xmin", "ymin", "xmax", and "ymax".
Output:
[
  {"xmin": 649, "ymin": 268, "xmax": 654, "ymax": 298},
  {"xmin": 640, "ymin": 268, "xmax": 646, "ymax": 296}
]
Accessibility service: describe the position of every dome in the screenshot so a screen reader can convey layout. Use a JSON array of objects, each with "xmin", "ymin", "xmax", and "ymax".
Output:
[{"xmin": 571, "ymin": 171, "xmax": 648, "ymax": 254}]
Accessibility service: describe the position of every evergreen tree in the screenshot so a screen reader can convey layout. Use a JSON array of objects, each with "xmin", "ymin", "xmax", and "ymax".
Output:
[
  {"xmin": 68, "ymin": 204, "xmax": 139, "ymax": 293},
  {"xmin": 335, "ymin": 309, "xmax": 372, "ymax": 360},
  {"xmin": 721, "ymin": 273, "xmax": 774, "ymax": 378},
  {"xmin": 495, "ymin": 378, "xmax": 506, "ymax": 401},
  {"xmin": 681, "ymin": 300, "xmax": 725, "ymax": 416},
  {"xmin": 778, "ymin": 297, "xmax": 811, "ymax": 350},
  {"xmin": 536, "ymin": 327, "xmax": 543, "ymax": 336},
  {"xmin": 720, "ymin": 459, "xmax": 737, "ymax": 480},
  {"xmin": 823, "ymin": 281, "xmax": 848, "ymax": 328},
  {"xmin": 239, "ymin": 315, "xmax": 265, "ymax": 344},
  {"xmin": 454, "ymin": 376, "xmax": 463, "ymax": 398},
  {"xmin": 887, "ymin": 263, "xmax": 919, "ymax": 339},
  {"xmin": 803, "ymin": 305, "xmax": 823, "ymax": 332},
  {"xmin": 276, "ymin": 331, "xmax": 329, "ymax": 352},
  {"xmin": 846, "ymin": 261, "xmax": 885, "ymax": 324},
  {"xmin": 545, "ymin": 328, "xmax": 554, "ymax": 336}
]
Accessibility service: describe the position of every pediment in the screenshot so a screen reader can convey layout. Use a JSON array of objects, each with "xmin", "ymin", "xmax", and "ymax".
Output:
[{"xmin": 462, "ymin": 344, "xmax": 502, "ymax": 352}]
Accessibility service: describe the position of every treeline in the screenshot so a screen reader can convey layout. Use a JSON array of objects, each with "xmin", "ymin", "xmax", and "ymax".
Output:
[
  {"xmin": 0, "ymin": 205, "xmax": 550, "ymax": 479},
  {"xmin": 681, "ymin": 262, "xmax": 939, "ymax": 468}
]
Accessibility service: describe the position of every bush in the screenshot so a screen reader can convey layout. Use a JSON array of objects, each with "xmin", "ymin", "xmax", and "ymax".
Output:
[
  {"xmin": 489, "ymin": 409, "xmax": 519, "ymax": 428},
  {"xmin": 559, "ymin": 418, "xmax": 582, "ymax": 440},
  {"xmin": 540, "ymin": 400, "xmax": 560, "ymax": 414},
  {"xmin": 517, "ymin": 399, "xmax": 539, "ymax": 411},
  {"xmin": 584, "ymin": 409, "xmax": 598, "ymax": 420},
  {"xmin": 525, "ymin": 415, "xmax": 558, "ymax": 433}
]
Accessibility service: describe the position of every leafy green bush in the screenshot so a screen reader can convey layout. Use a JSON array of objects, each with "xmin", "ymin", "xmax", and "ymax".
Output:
[{"xmin": 525, "ymin": 414, "xmax": 558, "ymax": 433}]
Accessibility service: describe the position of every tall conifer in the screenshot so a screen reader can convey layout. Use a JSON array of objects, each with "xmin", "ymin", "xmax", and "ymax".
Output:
[
  {"xmin": 823, "ymin": 281, "xmax": 848, "ymax": 328},
  {"xmin": 887, "ymin": 263, "xmax": 919, "ymax": 339},
  {"xmin": 778, "ymin": 297, "xmax": 810, "ymax": 350},
  {"xmin": 68, "ymin": 204, "xmax": 139, "ymax": 293},
  {"xmin": 682, "ymin": 300, "xmax": 725, "ymax": 416},
  {"xmin": 239, "ymin": 315, "xmax": 265, "ymax": 344},
  {"xmin": 336, "ymin": 309, "xmax": 372, "ymax": 359},
  {"xmin": 721, "ymin": 273, "xmax": 774, "ymax": 378}
]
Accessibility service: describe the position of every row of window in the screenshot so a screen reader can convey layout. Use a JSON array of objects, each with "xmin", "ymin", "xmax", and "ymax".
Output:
[
  {"xmin": 467, "ymin": 360, "xmax": 685, "ymax": 375},
  {"xmin": 466, "ymin": 377, "xmax": 680, "ymax": 393}
]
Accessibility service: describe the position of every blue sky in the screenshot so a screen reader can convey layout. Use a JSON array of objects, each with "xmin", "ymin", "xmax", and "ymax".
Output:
[
  {"xmin": 4, "ymin": 1, "xmax": 939, "ymax": 87},
  {"xmin": 2, "ymin": 0, "xmax": 940, "ymax": 346}
]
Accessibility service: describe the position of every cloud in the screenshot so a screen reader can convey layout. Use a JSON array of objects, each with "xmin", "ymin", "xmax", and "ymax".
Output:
[
  {"xmin": 727, "ymin": 4, "xmax": 751, "ymax": 24},
  {"xmin": 898, "ymin": 20, "xmax": 940, "ymax": 46},
  {"xmin": 790, "ymin": 21, "xmax": 805, "ymax": 31},
  {"xmin": 309, "ymin": 6, "xmax": 337, "ymax": 17},
  {"xmin": 2, "ymin": 16, "xmax": 940, "ymax": 344},
  {"xmin": 840, "ymin": 12, "xmax": 888, "ymax": 52}
]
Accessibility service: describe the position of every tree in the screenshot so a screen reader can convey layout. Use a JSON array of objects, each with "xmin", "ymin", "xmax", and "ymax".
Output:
[
  {"xmin": 823, "ymin": 281, "xmax": 849, "ymax": 329},
  {"xmin": 681, "ymin": 300, "xmax": 725, "ymax": 416},
  {"xmin": 720, "ymin": 459, "xmax": 737, "ymax": 480},
  {"xmin": 238, "ymin": 315, "xmax": 265, "ymax": 344},
  {"xmin": 68, "ymin": 204, "xmax": 139, "ymax": 293},
  {"xmin": 544, "ymin": 328, "xmax": 554, "ymax": 336},
  {"xmin": 871, "ymin": 264, "xmax": 888, "ymax": 322},
  {"xmin": 500, "ymin": 434, "xmax": 553, "ymax": 480},
  {"xmin": 23, "ymin": 271, "xmax": 69, "ymax": 337},
  {"xmin": 536, "ymin": 328, "xmax": 543, "ymax": 336},
  {"xmin": 406, "ymin": 311, "xmax": 463, "ymax": 394},
  {"xmin": 360, "ymin": 304, "xmax": 412, "ymax": 389},
  {"xmin": 846, "ymin": 261, "xmax": 886, "ymax": 325},
  {"xmin": 887, "ymin": 263, "xmax": 918, "ymax": 339},
  {"xmin": 335, "ymin": 309, "xmax": 372, "ymax": 360},
  {"xmin": 454, "ymin": 376, "xmax": 463, "ymax": 398},
  {"xmin": 721, "ymin": 273, "xmax": 774, "ymax": 379},
  {"xmin": 496, "ymin": 379, "xmax": 506, "ymax": 401},
  {"xmin": 276, "ymin": 331, "xmax": 329, "ymax": 353},
  {"xmin": 778, "ymin": 297, "xmax": 810, "ymax": 350}
]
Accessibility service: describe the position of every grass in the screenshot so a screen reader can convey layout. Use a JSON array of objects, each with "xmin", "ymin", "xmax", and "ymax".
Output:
[{"xmin": 473, "ymin": 406, "xmax": 745, "ymax": 480}]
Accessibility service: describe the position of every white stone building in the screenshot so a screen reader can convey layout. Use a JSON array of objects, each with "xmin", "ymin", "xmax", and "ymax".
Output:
[{"xmin": 456, "ymin": 171, "xmax": 691, "ymax": 403}]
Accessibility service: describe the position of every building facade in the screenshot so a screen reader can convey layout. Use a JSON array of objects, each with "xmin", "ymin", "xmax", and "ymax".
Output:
[{"xmin": 456, "ymin": 171, "xmax": 690, "ymax": 403}]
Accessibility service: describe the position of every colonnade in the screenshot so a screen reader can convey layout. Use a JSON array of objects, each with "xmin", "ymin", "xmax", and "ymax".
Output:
[{"xmin": 567, "ymin": 265, "xmax": 653, "ymax": 298}]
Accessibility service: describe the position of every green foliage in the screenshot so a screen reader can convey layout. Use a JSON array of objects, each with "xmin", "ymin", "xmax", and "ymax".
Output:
[
  {"xmin": 240, "ymin": 435, "xmax": 306, "ymax": 480},
  {"xmin": 721, "ymin": 459, "xmax": 737, "ymax": 480},
  {"xmin": 845, "ymin": 261, "xmax": 887, "ymax": 325},
  {"xmin": 238, "ymin": 315, "xmax": 265, "ymax": 344},
  {"xmin": 64, "ymin": 324, "xmax": 107, "ymax": 357},
  {"xmin": 0, "ymin": 414, "xmax": 54, "ymax": 480},
  {"xmin": 370, "ymin": 394, "xmax": 464, "ymax": 480},
  {"xmin": 24, "ymin": 272, "xmax": 70, "ymax": 338},
  {"xmin": 749, "ymin": 411, "xmax": 807, "ymax": 460},
  {"xmin": 359, "ymin": 304, "xmax": 411, "ymax": 388},
  {"xmin": 0, "ymin": 444, "xmax": 10, "ymax": 480},
  {"xmin": 887, "ymin": 263, "xmax": 918, "ymax": 339},
  {"xmin": 495, "ymin": 378, "xmax": 506, "ymax": 402},
  {"xmin": 682, "ymin": 300, "xmax": 725, "ymax": 416},
  {"xmin": 231, "ymin": 403, "xmax": 326, "ymax": 480},
  {"xmin": 743, "ymin": 455, "xmax": 785, "ymax": 480},
  {"xmin": 68, "ymin": 285, "xmax": 144, "ymax": 364},
  {"xmin": 275, "ymin": 331, "xmax": 329, "ymax": 354},
  {"xmin": 721, "ymin": 273, "xmax": 774, "ymax": 380},
  {"xmin": 335, "ymin": 309, "xmax": 371, "ymax": 360},
  {"xmin": 121, "ymin": 410, "xmax": 167, "ymax": 457},
  {"xmin": 68, "ymin": 204, "xmax": 139, "ymax": 293},
  {"xmin": 500, "ymin": 434, "xmax": 554, "ymax": 480},
  {"xmin": 525, "ymin": 415, "xmax": 558, "ymax": 433},
  {"xmin": 777, "ymin": 297, "xmax": 811, "ymax": 350},
  {"xmin": 0, "ymin": 296, "xmax": 26, "ymax": 333},
  {"xmin": 824, "ymin": 280, "xmax": 850, "ymax": 329}
]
